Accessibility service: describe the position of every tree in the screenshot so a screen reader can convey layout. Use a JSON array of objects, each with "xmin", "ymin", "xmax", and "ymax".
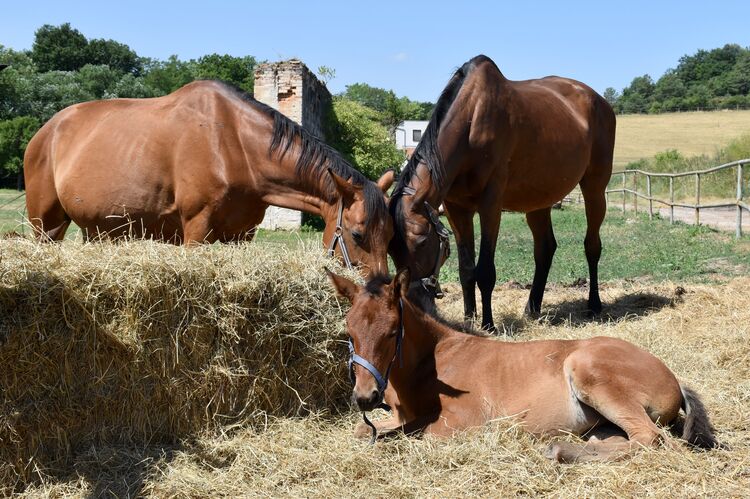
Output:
[
  {"xmin": 317, "ymin": 65, "xmax": 336, "ymax": 85},
  {"xmin": 31, "ymin": 23, "xmax": 88, "ymax": 72},
  {"xmin": 0, "ymin": 116, "xmax": 40, "ymax": 188},
  {"xmin": 326, "ymin": 97, "xmax": 405, "ymax": 179},
  {"xmin": 341, "ymin": 82, "xmax": 434, "ymax": 131},
  {"xmin": 602, "ymin": 87, "xmax": 619, "ymax": 107},
  {"xmin": 618, "ymin": 75, "xmax": 655, "ymax": 114},
  {"xmin": 141, "ymin": 55, "xmax": 195, "ymax": 95},
  {"xmin": 85, "ymin": 38, "xmax": 142, "ymax": 75},
  {"xmin": 193, "ymin": 54, "xmax": 257, "ymax": 93}
]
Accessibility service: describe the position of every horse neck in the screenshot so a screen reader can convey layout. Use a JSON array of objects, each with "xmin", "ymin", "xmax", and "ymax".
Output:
[
  {"xmin": 390, "ymin": 299, "xmax": 453, "ymax": 388},
  {"xmin": 253, "ymin": 145, "xmax": 342, "ymax": 221}
]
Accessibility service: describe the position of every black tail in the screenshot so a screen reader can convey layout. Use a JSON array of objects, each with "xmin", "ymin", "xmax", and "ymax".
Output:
[{"xmin": 680, "ymin": 385, "xmax": 718, "ymax": 449}]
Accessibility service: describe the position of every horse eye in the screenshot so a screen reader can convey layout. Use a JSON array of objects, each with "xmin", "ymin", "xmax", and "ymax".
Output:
[
  {"xmin": 351, "ymin": 231, "xmax": 364, "ymax": 244},
  {"xmin": 415, "ymin": 235, "xmax": 428, "ymax": 247}
]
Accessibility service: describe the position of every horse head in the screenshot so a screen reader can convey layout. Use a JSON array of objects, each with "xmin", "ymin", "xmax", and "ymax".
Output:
[
  {"xmin": 324, "ymin": 169, "xmax": 395, "ymax": 278},
  {"xmin": 326, "ymin": 267, "xmax": 409, "ymax": 411}
]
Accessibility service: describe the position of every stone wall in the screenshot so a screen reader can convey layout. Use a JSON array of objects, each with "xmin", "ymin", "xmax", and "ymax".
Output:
[{"xmin": 254, "ymin": 60, "xmax": 332, "ymax": 229}]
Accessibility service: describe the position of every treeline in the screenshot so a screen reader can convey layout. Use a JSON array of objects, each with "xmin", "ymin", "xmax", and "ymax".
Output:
[
  {"xmin": 0, "ymin": 23, "xmax": 432, "ymax": 189},
  {"xmin": 605, "ymin": 44, "xmax": 750, "ymax": 114}
]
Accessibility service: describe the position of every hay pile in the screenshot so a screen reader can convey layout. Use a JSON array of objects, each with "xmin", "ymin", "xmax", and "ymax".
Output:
[
  {"xmin": 0, "ymin": 239, "xmax": 352, "ymax": 489},
  {"xmin": 3, "ymin": 237, "xmax": 750, "ymax": 497}
]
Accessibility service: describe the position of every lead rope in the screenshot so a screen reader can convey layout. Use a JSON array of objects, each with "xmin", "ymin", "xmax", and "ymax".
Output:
[{"xmin": 327, "ymin": 200, "xmax": 353, "ymax": 269}]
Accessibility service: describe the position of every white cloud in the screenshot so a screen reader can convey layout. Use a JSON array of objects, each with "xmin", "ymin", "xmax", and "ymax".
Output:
[{"xmin": 393, "ymin": 52, "xmax": 408, "ymax": 62}]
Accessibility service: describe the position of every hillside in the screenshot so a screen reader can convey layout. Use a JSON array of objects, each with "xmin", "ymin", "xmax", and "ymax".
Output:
[{"xmin": 613, "ymin": 109, "xmax": 750, "ymax": 168}]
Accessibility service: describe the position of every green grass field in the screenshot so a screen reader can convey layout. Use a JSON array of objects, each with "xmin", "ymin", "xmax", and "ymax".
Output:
[
  {"xmin": 614, "ymin": 110, "xmax": 750, "ymax": 169},
  {"xmin": 5, "ymin": 187, "xmax": 746, "ymax": 285}
]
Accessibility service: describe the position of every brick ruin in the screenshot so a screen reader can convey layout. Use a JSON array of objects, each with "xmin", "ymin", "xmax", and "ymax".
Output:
[{"xmin": 254, "ymin": 59, "xmax": 332, "ymax": 229}]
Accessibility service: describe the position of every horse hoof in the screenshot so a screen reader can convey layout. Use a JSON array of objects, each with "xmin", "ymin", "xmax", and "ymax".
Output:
[
  {"xmin": 354, "ymin": 422, "xmax": 372, "ymax": 439},
  {"xmin": 544, "ymin": 443, "xmax": 563, "ymax": 462}
]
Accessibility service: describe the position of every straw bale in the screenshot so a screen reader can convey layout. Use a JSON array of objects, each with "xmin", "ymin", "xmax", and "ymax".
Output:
[{"xmin": 0, "ymin": 239, "xmax": 352, "ymax": 486}]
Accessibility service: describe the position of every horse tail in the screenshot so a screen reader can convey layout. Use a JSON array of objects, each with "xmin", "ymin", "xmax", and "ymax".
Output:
[{"xmin": 679, "ymin": 384, "xmax": 718, "ymax": 449}]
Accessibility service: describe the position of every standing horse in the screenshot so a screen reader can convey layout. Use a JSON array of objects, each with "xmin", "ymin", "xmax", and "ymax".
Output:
[
  {"xmin": 389, "ymin": 55, "xmax": 616, "ymax": 329},
  {"xmin": 24, "ymin": 80, "xmax": 394, "ymax": 275},
  {"xmin": 326, "ymin": 269, "xmax": 718, "ymax": 463}
]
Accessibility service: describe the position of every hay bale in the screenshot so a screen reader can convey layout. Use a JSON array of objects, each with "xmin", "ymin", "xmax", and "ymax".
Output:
[{"xmin": 0, "ymin": 239, "xmax": 351, "ymax": 484}]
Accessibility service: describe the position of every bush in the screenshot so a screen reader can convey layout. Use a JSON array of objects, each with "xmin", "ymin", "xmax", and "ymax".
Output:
[{"xmin": 325, "ymin": 97, "xmax": 405, "ymax": 180}]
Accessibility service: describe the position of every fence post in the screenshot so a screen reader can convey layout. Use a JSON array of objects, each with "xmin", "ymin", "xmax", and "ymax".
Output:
[
  {"xmin": 669, "ymin": 176, "xmax": 674, "ymax": 224},
  {"xmin": 622, "ymin": 172, "xmax": 626, "ymax": 214},
  {"xmin": 647, "ymin": 175, "xmax": 653, "ymax": 220},
  {"xmin": 738, "ymin": 163, "xmax": 744, "ymax": 239},
  {"xmin": 633, "ymin": 172, "xmax": 638, "ymax": 214},
  {"xmin": 695, "ymin": 173, "xmax": 701, "ymax": 225}
]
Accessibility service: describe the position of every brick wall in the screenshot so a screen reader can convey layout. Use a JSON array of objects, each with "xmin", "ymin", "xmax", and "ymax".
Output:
[{"xmin": 254, "ymin": 60, "xmax": 332, "ymax": 229}]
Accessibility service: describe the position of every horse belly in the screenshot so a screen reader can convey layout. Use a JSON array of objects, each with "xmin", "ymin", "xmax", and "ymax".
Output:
[{"xmin": 54, "ymin": 151, "xmax": 182, "ymax": 240}]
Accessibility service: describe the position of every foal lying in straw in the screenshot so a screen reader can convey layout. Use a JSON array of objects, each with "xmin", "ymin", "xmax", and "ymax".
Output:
[{"xmin": 326, "ymin": 268, "xmax": 718, "ymax": 463}]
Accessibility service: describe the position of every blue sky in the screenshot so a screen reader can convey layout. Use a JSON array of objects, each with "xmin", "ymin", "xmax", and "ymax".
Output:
[{"xmin": 3, "ymin": 1, "xmax": 749, "ymax": 102}]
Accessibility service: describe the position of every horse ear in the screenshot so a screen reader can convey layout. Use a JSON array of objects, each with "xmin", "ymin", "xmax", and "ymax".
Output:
[
  {"xmin": 324, "ymin": 267, "xmax": 358, "ymax": 303},
  {"xmin": 328, "ymin": 169, "xmax": 360, "ymax": 201},
  {"xmin": 376, "ymin": 169, "xmax": 395, "ymax": 194},
  {"xmin": 394, "ymin": 268, "xmax": 411, "ymax": 300}
]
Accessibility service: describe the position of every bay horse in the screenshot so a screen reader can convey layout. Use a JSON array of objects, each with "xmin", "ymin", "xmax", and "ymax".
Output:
[
  {"xmin": 389, "ymin": 55, "xmax": 616, "ymax": 329},
  {"xmin": 326, "ymin": 268, "xmax": 718, "ymax": 463},
  {"xmin": 24, "ymin": 80, "xmax": 394, "ymax": 275}
]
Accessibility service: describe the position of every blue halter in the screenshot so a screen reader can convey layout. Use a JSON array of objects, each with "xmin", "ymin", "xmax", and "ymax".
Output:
[{"xmin": 347, "ymin": 299, "xmax": 405, "ymax": 443}]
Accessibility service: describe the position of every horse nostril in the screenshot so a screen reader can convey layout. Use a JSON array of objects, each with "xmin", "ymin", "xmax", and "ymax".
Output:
[
  {"xmin": 367, "ymin": 389, "xmax": 379, "ymax": 405},
  {"xmin": 354, "ymin": 389, "xmax": 381, "ymax": 410}
]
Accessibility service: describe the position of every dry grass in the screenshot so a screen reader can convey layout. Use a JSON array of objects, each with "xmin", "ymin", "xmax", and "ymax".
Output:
[
  {"xmin": 615, "ymin": 110, "xmax": 750, "ymax": 168},
  {"xmin": 0, "ymin": 238, "xmax": 355, "ymax": 492},
  {"xmin": 2, "ymin": 240, "xmax": 749, "ymax": 497}
]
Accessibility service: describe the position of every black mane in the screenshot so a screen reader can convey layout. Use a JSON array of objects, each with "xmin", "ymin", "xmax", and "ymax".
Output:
[
  {"xmin": 214, "ymin": 80, "xmax": 387, "ymax": 229},
  {"xmin": 389, "ymin": 55, "xmax": 495, "ymax": 235}
]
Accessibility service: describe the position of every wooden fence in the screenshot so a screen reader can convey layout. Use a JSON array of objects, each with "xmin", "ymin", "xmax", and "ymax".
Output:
[{"xmin": 605, "ymin": 159, "xmax": 750, "ymax": 238}]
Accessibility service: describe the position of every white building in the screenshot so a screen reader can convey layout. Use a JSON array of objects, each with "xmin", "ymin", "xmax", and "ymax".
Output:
[{"xmin": 395, "ymin": 120, "xmax": 429, "ymax": 158}]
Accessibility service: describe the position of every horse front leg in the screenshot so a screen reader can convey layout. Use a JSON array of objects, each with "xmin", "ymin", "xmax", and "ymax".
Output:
[{"xmin": 443, "ymin": 202, "xmax": 477, "ymax": 322}]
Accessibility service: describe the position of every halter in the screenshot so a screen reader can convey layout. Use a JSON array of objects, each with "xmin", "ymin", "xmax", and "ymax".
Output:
[
  {"xmin": 402, "ymin": 187, "xmax": 451, "ymax": 299},
  {"xmin": 327, "ymin": 199, "xmax": 353, "ymax": 269},
  {"xmin": 347, "ymin": 299, "xmax": 405, "ymax": 444}
]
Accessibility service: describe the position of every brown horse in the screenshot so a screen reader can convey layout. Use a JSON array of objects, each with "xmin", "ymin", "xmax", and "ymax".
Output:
[
  {"xmin": 389, "ymin": 55, "xmax": 616, "ymax": 329},
  {"xmin": 24, "ymin": 80, "xmax": 394, "ymax": 274},
  {"xmin": 327, "ymin": 269, "xmax": 718, "ymax": 463}
]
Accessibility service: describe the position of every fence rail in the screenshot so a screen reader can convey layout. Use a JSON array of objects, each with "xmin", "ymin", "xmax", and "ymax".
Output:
[{"xmin": 605, "ymin": 159, "xmax": 749, "ymax": 238}]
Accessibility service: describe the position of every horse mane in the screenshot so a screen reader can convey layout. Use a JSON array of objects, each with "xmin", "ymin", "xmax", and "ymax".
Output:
[
  {"xmin": 389, "ymin": 55, "xmax": 495, "ymax": 235},
  {"xmin": 212, "ymin": 81, "xmax": 387, "ymax": 229}
]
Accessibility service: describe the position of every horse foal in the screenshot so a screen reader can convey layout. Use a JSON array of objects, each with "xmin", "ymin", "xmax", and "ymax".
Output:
[{"xmin": 327, "ymin": 269, "xmax": 718, "ymax": 463}]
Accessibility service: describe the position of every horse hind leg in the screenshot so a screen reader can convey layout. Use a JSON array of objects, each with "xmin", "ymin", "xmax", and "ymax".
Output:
[
  {"xmin": 579, "ymin": 174, "xmax": 607, "ymax": 315},
  {"xmin": 547, "ymin": 370, "xmax": 672, "ymax": 463},
  {"xmin": 525, "ymin": 207, "xmax": 556, "ymax": 317},
  {"xmin": 26, "ymin": 192, "xmax": 71, "ymax": 242}
]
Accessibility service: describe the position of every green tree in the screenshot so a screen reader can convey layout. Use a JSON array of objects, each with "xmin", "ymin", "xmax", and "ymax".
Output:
[
  {"xmin": 0, "ymin": 116, "xmax": 40, "ymax": 188},
  {"xmin": 85, "ymin": 38, "xmax": 142, "ymax": 75},
  {"xmin": 618, "ymin": 75, "xmax": 655, "ymax": 114},
  {"xmin": 326, "ymin": 97, "xmax": 405, "ymax": 179},
  {"xmin": 193, "ymin": 54, "xmax": 257, "ymax": 93},
  {"xmin": 31, "ymin": 23, "xmax": 88, "ymax": 72},
  {"xmin": 141, "ymin": 55, "xmax": 196, "ymax": 95},
  {"xmin": 602, "ymin": 87, "xmax": 619, "ymax": 107}
]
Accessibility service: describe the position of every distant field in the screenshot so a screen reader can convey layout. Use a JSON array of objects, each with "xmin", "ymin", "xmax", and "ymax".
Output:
[{"xmin": 614, "ymin": 109, "xmax": 750, "ymax": 168}]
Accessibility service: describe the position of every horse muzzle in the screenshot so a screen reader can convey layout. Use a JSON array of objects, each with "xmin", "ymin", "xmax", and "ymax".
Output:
[{"xmin": 353, "ymin": 387, "xmax": 383, "ymax": 412}]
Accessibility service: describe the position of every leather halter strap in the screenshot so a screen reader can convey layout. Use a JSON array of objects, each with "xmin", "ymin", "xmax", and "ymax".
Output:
[
  {"xmin": 401, "ymin": 186, "xmax": 451, "ymax": 298},
  {"xmin": 327, "ymin": 199, "xmax": 353, "ymax": 269},
  {"xmin": 347, "ymin": 299, "xmax": 405, "ymax": 444}
]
